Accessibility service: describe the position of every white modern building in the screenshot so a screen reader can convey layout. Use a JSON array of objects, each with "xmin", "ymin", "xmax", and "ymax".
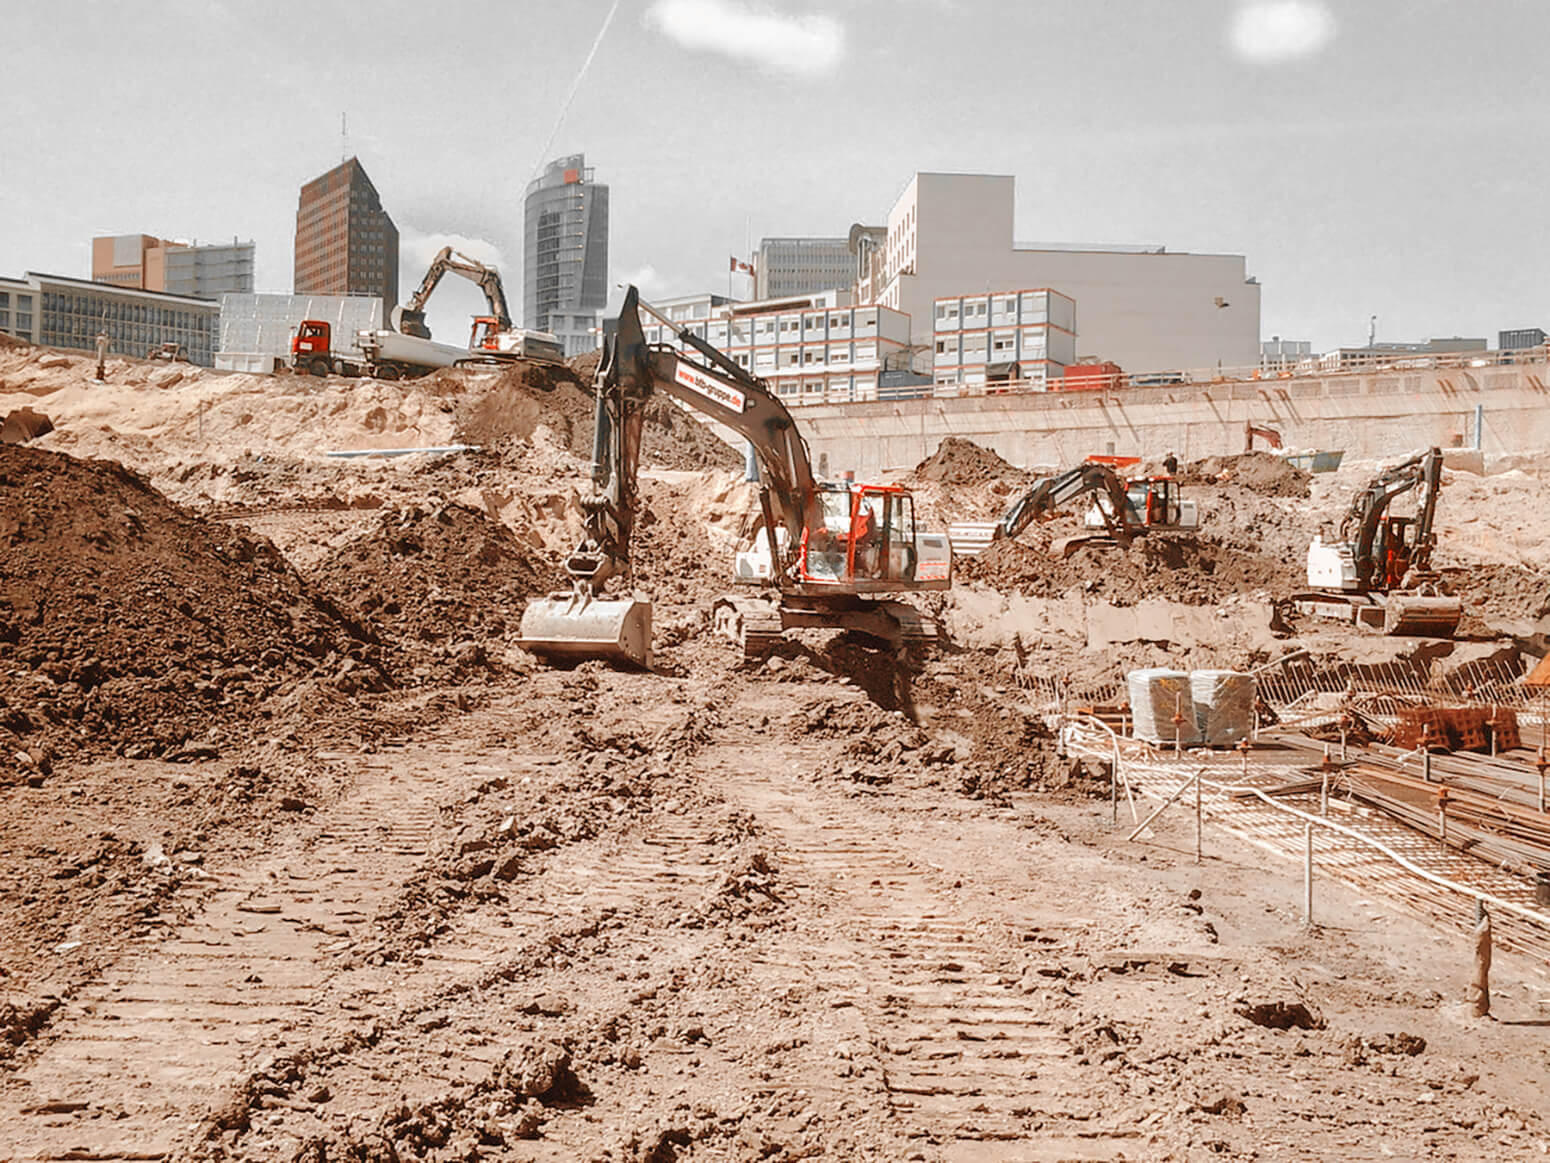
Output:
[
  {"xmin": 1260, "ymin": 336, "xmax": 1311, "ymax": 372},
  {"xmin": 932, "ymin": 288, "xmax": 1077, "ymax": 388},
  {"xmin": 854, "ymin": 172, "xmax": 1261, "ymax": 375},
  {"xmin": 640, "ymin": 290, "xmax": 911, "ymax": 404}
]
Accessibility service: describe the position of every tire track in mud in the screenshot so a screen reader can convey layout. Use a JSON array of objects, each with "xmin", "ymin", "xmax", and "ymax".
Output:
[
  {"xmin": 704, "ymin": 688, "xmax": 1149, "ymax": 1161},
  {"xmin": 0, "ymin": 739, "xmax": 491, "ymax": 1163}
]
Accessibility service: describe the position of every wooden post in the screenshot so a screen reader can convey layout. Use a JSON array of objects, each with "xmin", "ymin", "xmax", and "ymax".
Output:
[
  {"xmin": 1303, "ymin": 823, "xmax": 1314, "ymax": 927},
  {"xmin": 1194, "ymin": 767, "xmax": 1203, "ymax": 864},
  {"xmin": 1469, "ymin": 902, "xmax": 1492, "ymax": 1018},
  {"xmin": 1110, "ymin": 742, "xmax": 1118, "ymax": 824}
]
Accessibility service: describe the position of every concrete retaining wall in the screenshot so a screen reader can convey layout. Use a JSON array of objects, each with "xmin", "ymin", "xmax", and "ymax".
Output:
[{"xmin": 790, "ymin": 360, "xmax": 1550, "ymax": 478}]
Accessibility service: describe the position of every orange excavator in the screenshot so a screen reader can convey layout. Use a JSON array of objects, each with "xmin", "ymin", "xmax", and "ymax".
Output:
[{"xmin": 518, "ymin": 287, "xmax": 952, "ymax": 667}]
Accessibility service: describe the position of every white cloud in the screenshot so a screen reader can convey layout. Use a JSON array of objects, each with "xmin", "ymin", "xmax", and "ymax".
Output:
[
  {"xmin": 397, "ymin": 228, "xmax": 504, "ymax": 277},
  {"xmin": 1229, "ymin": 1, "xmax": 1336, "ymax": 64},
  {"xmin": 619, "ymin": 265, "xmax": 670, "ymax": 297},
  {"xmin": 643, "ymin": 0, "xmax": 846, "ymax": 76}
]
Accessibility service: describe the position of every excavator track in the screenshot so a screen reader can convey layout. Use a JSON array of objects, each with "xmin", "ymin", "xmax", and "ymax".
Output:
[{"xmin": 713, "ymin": 596, "xmax": 940, "ymax": 661}]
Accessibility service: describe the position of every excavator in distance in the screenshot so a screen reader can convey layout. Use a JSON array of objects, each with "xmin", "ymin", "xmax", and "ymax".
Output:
[
  {"xmin": 948, "ymin": 463, "xmax": 1199, "ymax": 558},
  {"xmin": 518, "ymin": 287, "xmax": 952, "ymax": 668},
  {"xmin": 393, "ymin": 246, "xmax": 564, "ymax": 366},
  {"xmin": 1294, "ymin": 446, "xmax": 1461, "ymax": 636}
]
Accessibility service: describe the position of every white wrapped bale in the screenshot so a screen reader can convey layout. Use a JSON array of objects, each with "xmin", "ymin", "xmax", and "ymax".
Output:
[
  {"xmin": 1191, "ymin": 670, "xmax": 1255, "ymax": 746},
  {"xmin": 1126, "ymin": 668, "xmax": 1201, "ymax": 745}
]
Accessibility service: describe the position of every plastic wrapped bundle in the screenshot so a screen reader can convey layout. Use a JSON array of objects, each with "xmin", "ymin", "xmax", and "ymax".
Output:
[
  {"xmin": 1191, "ymin": 670, "xmax": 1255, "ymax": 746},
  {"xmin": 1126, "ymin": 669, "xmax": 1201, "ymax": 745}
]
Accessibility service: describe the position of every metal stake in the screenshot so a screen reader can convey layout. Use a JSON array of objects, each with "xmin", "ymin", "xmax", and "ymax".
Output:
[
  {"xmin": 1195, "ymin": 768, "xmax": 1203, "ymax": 864},
  {"xmin": 1303, "ymin": 822, "xmax": 1314, "ymax": 926}
]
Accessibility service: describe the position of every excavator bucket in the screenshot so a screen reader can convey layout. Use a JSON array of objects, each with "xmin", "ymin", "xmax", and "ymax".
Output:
[
  {"xmin": 518, "ymin": 591, "xmax": 653, "ymax": 669},
  {"xmin": 1383, "ymin": 594, "xmax": 1463, "ymax": 637}
]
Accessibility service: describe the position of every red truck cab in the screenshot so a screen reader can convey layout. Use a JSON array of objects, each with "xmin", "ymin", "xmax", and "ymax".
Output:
[{"xmin": 292, "ymin": 320, "xmax": 332, "ymax": 374}]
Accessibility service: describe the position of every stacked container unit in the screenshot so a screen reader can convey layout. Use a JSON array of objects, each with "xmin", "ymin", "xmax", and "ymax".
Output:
[
  {"xmin": 933, "ymin": 288, "xmax": 1076, "ymax": 391},
  {"xmin": 644, "ymin": 296, "xmax": 911, "ymax": 405}
]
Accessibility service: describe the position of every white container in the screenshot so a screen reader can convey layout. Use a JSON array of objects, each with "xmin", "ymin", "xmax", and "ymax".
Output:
[
  {"xmin": 1191, "ymin": 670, "xmax": 1255, "ymax": 747},
  {"xmin": 1127, "ymin": 668, "xmax": 1201, "ymax": 745}
]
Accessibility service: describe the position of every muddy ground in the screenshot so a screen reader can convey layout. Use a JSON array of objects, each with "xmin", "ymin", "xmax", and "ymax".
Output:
[{"xmin": 2, "ymin": 344, "xmax": 1549, "ymax": 1161}]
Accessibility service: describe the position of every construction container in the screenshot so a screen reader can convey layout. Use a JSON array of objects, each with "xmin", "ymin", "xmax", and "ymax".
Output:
[{"xmin": 1060, "ymin": 362, "xmax": 1123, "ymax": 391}]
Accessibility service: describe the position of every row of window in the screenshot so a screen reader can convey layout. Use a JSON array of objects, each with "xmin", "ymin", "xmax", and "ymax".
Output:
[
  {"xmin": 935, "ymin": 292, "xmax": 1076, "ymax": 332},
  {"xmin": 43, "ymin": 291, "xmax": 213, "ymax": 331}
]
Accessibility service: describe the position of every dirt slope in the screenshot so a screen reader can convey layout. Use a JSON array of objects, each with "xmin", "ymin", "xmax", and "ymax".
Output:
[{"xmin": 0, "ymin": 445, "xmax": 380, "ymax": 778}]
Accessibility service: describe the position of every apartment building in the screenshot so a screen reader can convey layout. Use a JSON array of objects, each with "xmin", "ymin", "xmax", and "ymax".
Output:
[
  {"xmin": 640, "ymin": 291, "xmax": 911, "ymax": 404},
  {"xmin": 853, "ymin": 171, "xmax": 1260, "ymax": 375},
  {"xmin": 0, "ymin": 271, "xmax": 219, "ymax": 365},
  {"xmin": 932, "ymin": 288, "xmax": 1077, "ymax": 388}
]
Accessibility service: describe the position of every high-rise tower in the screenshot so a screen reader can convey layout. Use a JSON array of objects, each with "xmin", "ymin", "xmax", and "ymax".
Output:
[
  {"xmin": 293, "ymin": 157, "xmax": 399, "ymax": 317},
  {"xmin": 524, "ymin": 154, "xmax": 608, "ymax": 358}
]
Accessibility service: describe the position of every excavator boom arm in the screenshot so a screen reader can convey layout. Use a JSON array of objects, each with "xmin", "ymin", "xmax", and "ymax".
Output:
[
  {"xmin": 1339, "ymin": 448, "xmax": 1442, "ymax": 586},
  {"xmin": 1000, "ymin": 463, "xmax": 1134, "ymax": 545},
  {"xmin": 574, "ymin": 286, "xmax": 819, "ymax": 590},
  {"xmin": 396, "ymin": 246, "xmax": 513, "ymax": 337}
]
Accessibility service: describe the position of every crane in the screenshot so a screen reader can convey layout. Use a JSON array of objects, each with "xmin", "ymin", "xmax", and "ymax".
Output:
[
  {"xmin": 1297, "ymin": 447, "xmax": 1461, "ymax": 636},
  {"xmin": 518, "ymin": 287, "xmax": 952, "ymax": 668}
]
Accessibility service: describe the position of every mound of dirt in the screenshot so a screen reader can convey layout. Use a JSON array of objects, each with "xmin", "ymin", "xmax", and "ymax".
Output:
[
  {"xmin": 958, "ymin": 530, "xmax": 1292, "ymax": 605},
  {"xmin": 0, "ymin": 445, "xmax": 382, "ymax": 778},
  {"xmin": 453, "ymin": 359, "xmax": 740, "ymax": 472},
  {"xmin": 911, "ymin": 436, "xmax": 1021, "ymax": 486},
  {"xmin": 306, "ymin": 503, "xmax": 565, "ymax": 666},
  {"xmin": 1180, "ymin": 451, "xmax": 1311, "ymax": 498},
  {"xmin": 1440, "ymin": 563, "xmax": 1550, "ymax": 626}
]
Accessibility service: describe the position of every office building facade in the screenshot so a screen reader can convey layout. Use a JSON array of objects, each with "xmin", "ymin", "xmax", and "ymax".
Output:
[
  {"xmin": 92, "ymin": 234, "xmax": 255, "ymax": 299},
  {"xmin": 524, "ymin": 154, "xmax": 608, "ymax": 358},
  {"xmin": 754, "ymin": 237, "xmax": 855, "ymax": 300},
  {"xmin": 639, "ymin": 290, "xmax": 911, "ymax": 405},
  {"xmin": 0, "ymin": 271, "xmax": 219, "ymax": 365},
  {"xmin": 293, "ymin": 157, "xmax": 399, "ymax": 317},
  {"xmin": 853, "ymin": 172, "xmax": 1261, "ymax": 375}
]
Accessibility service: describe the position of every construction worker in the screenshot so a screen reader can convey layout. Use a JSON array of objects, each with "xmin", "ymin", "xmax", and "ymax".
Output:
[
  {"xmin": 1163, "ymin": 452, "xmax": 1178, "ymax": 476},
  {"xmin": 94, "ymin": 330, "xmax": 109, "ymax": 382}
]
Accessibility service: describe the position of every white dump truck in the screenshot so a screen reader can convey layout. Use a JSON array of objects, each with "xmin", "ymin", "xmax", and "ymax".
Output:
[{"xmin": 355, "ymin": 329, "xmax": 467, "ymax": 380}]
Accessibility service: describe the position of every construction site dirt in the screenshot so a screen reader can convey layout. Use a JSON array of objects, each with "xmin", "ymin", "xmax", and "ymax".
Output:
[{"xmin": 3, "ymin": 341, "xmax": 1550, "ymax": 1161}]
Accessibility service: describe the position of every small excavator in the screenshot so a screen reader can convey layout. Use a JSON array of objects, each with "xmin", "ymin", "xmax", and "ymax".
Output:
[
  {"xmin": 1295, "ymin": 446, "xmax": 1462, "ymax": 636},
  {"xmin": 519, "ymin": 287, "xmax": 952, "ymax": 668},
  {"xmin": 393, "ymin": 246, "xmax": 563, "ymax": 366},
  {"xmin": 949, "ymin": 463, "xmax": 1199, "ymax": 557}
]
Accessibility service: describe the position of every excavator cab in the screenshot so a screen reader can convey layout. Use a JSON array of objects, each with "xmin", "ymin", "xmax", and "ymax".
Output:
[{"xmin": 801, "ymin": 485, "xmax": 923, "ymax": 586}]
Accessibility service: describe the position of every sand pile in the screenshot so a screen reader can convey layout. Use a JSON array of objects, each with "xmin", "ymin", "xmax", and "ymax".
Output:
[
  {"xmin": 911, "ymin": 436, "xmax": 1023, "ymax": 486},
  {"xmin": 1179, "ymin": 451, "xmax": 1311, "ymax": 498},
  {"xmin": 0, "ymin": 445, "xmax": 382, "ymax": 779},
  {"xmin": 306, "ymin": 502, "xmax": 564, "ymax": 668}
]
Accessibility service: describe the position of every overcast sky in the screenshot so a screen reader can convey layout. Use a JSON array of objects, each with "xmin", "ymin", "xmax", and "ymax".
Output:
[{"xmin": 2, "ymin": 0, "xmax": 1546, "ymax": 351}]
